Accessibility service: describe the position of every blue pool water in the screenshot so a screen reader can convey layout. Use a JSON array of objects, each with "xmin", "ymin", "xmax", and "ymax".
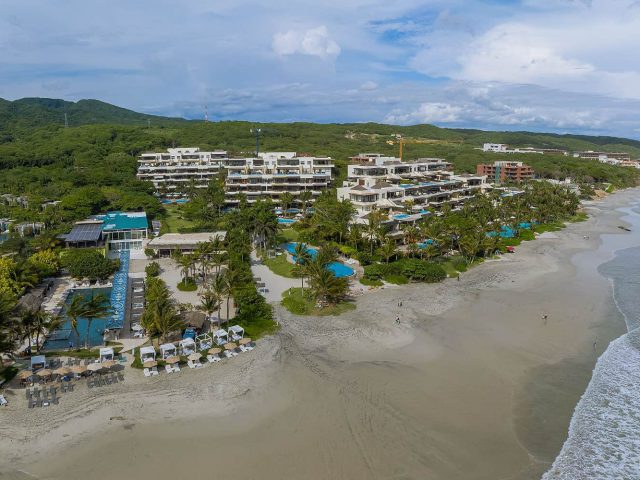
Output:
[
  {"xmin": 43, "ymin": 287, "xmax": 112, "ymax": 350},
  {"xmin": 278, "ymin": 218, "xmax": 297, "ymax": 225},
  {"xmin": 284, "ymin": 242, "xmax": 355, "ymax": 278},
  {"xmin": 417, "ymin": 239, "xmax": 435, "ymax": 248},
  {"xmin": 393, "ymin": 214, "xmax": 411, "ymax": 220}
]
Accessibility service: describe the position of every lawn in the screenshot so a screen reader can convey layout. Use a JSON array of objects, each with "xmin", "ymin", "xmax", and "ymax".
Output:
[
  {"xmin": 276, "ymin": 228, "xmax": 300, "ymax": 243},
  {"xmin": 281, "ymin": 288, "xmax": 356, "ymax": 316},
  {"xmin": 161, "ymin": 204, "xmax": 195, "ymax": 233},
  {"xmin": 262, "ymin": 252, "xmax": 297, "ymax": 278}
]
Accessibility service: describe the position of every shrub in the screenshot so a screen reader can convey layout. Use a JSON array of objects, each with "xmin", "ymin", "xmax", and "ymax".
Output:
[
  {"xmin": 395, "ymin": 259, "xmax": 446, "ymax": 282},
  {"xmin": 61, "ymin": 248, "xmax": 118, "ymax": 281},
  {"xmin": 233, "ymin": 286, "xmax": 275, "ymax": 337},
  {"xmin": 145, "ymin": 261, "xmax": 161, "ymax": 277},
  {"xmin": 144, "ymin": 247, "xmax": 156, "ymax": 258},
  {"xmin": 451, "ymin": 257, "xmax": 468, "ymax": 272},
  {"xmin": 338, "ymin": 245, "xmax": 357, "ymax": 257},
  {"xmin": 384, "ymin": 274, "xmax": 409, "ymax": 285},
  {"xmin": 27, "ymin": 249, "xmax": 60, "ymax": 277},
  {"xmin": 177, "ymin": 279, "xmax": 197, "ymax": 291},
  {"xmin": 359, "ymin": 277, "xmax": 383, "ymax": 287},
  {"xmin": 356, "ymin": 251, "xmax": 373, "ymax": 266},
  {"xmin": 363, "ymin": 263, "xmax": 390, "ymax": 280}
]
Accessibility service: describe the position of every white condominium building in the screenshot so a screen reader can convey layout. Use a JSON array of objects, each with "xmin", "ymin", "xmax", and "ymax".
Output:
[
  {"xmin": 337, "ymin": 154, "xmax": 488, "ymax": 216},
  {"xmin": 137, "ymin": 147, "xmax": 227, "ymax": 195},
  {"xmin": 225, "ymin": 152, "xmax": 334, "ymax": 205}
]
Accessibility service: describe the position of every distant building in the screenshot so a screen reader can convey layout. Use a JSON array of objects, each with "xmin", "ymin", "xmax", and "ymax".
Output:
[
  {"xmin": 482, "ymin": 143, "xmax": 567, "ymax": 156},
  {"xmin": 137, "ymin": 147, "xmax": 227, "ymax": 195},
  {"xmin": 147, "ymin": 231, "xmax": 226, "ymax": 256},
  {"xmin": 224, "ymin": 152, "xmax": 334, "ymax": 205},
  {"xmin": 476, "ymin": 161, "xmax": 534, "ymax": 183},
  {"xmin": 573, "ymin": 151, "xmax": 631, "ymax": 162},
  {"xmin": 62, "ymin": 211, "xmax": 149, "ymax": 258}
]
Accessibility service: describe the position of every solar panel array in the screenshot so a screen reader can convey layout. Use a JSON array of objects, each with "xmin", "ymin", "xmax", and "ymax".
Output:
[{"xmin": 64, "ymin": 223, "xmax": 103, "ymax": 243}]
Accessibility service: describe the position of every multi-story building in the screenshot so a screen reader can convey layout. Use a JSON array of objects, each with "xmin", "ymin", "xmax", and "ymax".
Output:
[
  {"xmin": 137, "ymin": 148, "xmax": 227, "ymax": 195},
  {"xmin": 224, "ymin": 152, "xmax": 334, "ymax": 205},
  {"xmin": 573, "ymin": 151, "xmax": 631, "ymax": 162},
  {"xmin": 337, "ymin": 154, "xmax": 487, "ymax": 216},
  {"xmin": 476, "ymin": 161, "xmax": 534, "ymax": 183}
]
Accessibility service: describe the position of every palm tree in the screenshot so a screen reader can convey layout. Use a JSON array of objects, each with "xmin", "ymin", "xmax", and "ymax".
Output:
[
  {"xmin": 66, "ymin": 295, "xmax": 86, "ymax": 345},
  {"xmin": 81, "ymin": 293, "xmax": 112, "ymax": 349},
  {"xmin": 292, "ymin": 243, "xmax": 312, "ymax": 291},
  {"xmin": 222, "ymin": 268, "xmax": 240, "ymax": 327},
  {"xmin": 307, "ymin": 267, "xmax": 349, "ymax": 305},
  {"xmin": 19, "ymin": 310, "xmax": 62, "ymax": 353},
  {"xmin": 299, "ymin": 190, "xmax": 313, "ymax": 215},
  {"xmin": 198, "ymin": 288, "xmax": 221, "ymax": 332},
  {"xmin": 209, "ymin": 273, "xmax": 226, "ymax": 326},
  {"xmin": 280, "ymin": 192, "xmax": 295, "ymax": 214},
  {"xmin": 378, "ymin": 239, "xmax": 397, "ymax": 263}
]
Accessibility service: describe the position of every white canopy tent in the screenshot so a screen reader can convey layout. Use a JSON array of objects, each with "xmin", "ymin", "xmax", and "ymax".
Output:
[
  {"xmin": 140, "ymin": 346, "xmax": 156, "ymax": 363},
  {"xmin": 228, "ymin": 325, "xmax": 244, "ymax": 342},
  {"xmin": 159, "ymin": 343, "xmax": 177, "ymax": 360},
  {"xmin": 99, "ymin": 347, "xmax": 114, "ymax": 363},
  {"xmin": 213, "ymin": 329, "xmax": 228, "ymax": 346},
  {"xmin": 179, "ymin": 338, "xmax": 196, "ymax": 356},
  {"xmin": 196, "ymin": 333, "xmax": 213, "ymax": 351}
]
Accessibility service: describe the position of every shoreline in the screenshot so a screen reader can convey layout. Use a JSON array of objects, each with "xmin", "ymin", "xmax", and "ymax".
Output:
[{"xmin": 1, "ymin": 188, "xmax": 639, "ymax": 480}]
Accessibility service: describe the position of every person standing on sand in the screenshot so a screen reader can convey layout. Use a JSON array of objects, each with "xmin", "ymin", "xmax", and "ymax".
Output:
[
  {"xmin": 395, "ymin": 315, "xmax": 400, "ymax": 325},
  {"xmin": 543, "ymin": 314, "xmax": 548, "ymax": 325},
  {"xmin": 593, "ymin": 340, "xmax": 597, "ymax": 351}
]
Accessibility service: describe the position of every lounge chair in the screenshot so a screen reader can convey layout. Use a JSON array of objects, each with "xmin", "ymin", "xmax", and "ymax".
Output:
[
  {"xmin": 223, "ymin": 350, "xmax": 234, "ymax": 359},
  {"xmin": 51, "ymin": 395, "xmax": 59, "ymax": 405},
  {"xmin": 172, "ymin": 364, "xmax": 181, "ymax": 372},
  {"xmin": 151, "ymin": 366, "xmax": 159, "ymax": 376},
  {"xmin": 25, "ymin": 389, "xmax": 32, "ymax": 400},
  {"xmin": 165, "ymin": 365, "xmax": 174, "ymax": 374},
  {"xmin": 0, "ymin": 395, "xmax": 7, "ymax": 406},
  {"xmin": 105, "ymin": 376, "xmax": 113, "ymax": 385},
  {"xmin": 187, "ymin": 360, "xmax": 197, "ymax": 369},
  {"xmin": 117, "ymin": 372, "xmax": 125, "ymax": 382},
  {"xmin": 207, "ymin": 355, "xmax": 221, "ymax": 363},
  {"xmin": 238, "ymin": 345, "xmax": 249, "ymax": 353},
  {"xmin": 28, "ymin": 399, "xmax": 37, "ymax": 409},
  {"xmin": 60, "ymin": 383, "xmax": 67, "ymax": 393},
  {"xmin": 111, "ymin": 374, "xmax": 118, "ymax": 383},
  {"xmin": 88, "ymin": 379, "xmax": 95, "ymax": 388},
  {"xmin": 143, "ymin": 368, "xmax": 151, "ymax": 377}
]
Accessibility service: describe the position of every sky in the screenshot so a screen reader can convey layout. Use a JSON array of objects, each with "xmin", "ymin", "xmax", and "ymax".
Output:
[{"xmin": 2, "ymin": 0, "xmax": 640, "ymax": 137}]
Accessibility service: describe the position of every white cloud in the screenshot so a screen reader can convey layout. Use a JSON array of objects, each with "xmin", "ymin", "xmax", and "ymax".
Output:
[
  {"xmin": 386, "ymin": 102, "xmax": 462, "ymax": 124},
  {"xmin": 360, "ymin": 80, "xmax": 378, "ymax": 90},
  {"xmin": 272, "ymin": 26, "xmax": 341, "ymax": 59}
]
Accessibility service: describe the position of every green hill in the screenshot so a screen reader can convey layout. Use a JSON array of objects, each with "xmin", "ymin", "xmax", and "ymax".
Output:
[
  {"xmin": 0, "ymin": 97, "xmax": 186, "ymax": 131},
  {"xmin": 0, "ymin": 97, "xmax": 638, "ymax": 215}
]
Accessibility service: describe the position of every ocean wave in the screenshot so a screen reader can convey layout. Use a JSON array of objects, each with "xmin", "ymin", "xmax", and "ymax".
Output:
[{"xmin": 542, "ymin": 332, "xmax": 640, "ymax": 479}]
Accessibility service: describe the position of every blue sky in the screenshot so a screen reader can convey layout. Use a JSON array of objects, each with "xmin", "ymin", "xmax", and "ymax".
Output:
[{"xmin": 2, "ymin": 0, "xmax": 640, "ymax": 137}]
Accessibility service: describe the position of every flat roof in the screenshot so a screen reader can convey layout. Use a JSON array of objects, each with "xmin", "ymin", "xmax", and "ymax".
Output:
[
  {"xmin": 148, "ymin": 232, "xmax": 226, "ymax": 248},
  {"xmin": 93, "ymin": 211, "xmax": 148, "ymax": 231},
  {"xmin": 64, "ymin": 222, "xmax": 103, "ymax": 243}
]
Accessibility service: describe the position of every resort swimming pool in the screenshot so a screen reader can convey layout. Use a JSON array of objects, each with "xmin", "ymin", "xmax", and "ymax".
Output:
[
  {"xmin": 43, "ymin": 288, "xmax": 112, "ymax": 350},
  {"xmin": 284, "ymin": 242, "xmax": 355, "ymax": 278},
  {"xmin": 278, "ymin": 218, "xmax": 297, "ymax": 225}
]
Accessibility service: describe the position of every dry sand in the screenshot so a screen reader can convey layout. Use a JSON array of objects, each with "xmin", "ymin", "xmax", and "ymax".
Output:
[{"xmin": 1, "ymin": 189, "xmax": 639, "ymax": 480}]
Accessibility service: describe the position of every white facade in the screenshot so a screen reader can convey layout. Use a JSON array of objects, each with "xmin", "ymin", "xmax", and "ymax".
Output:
[
  {"xmin": 225, "ymin": 152, "xmax": 334, "ymax": 205},
  {"xmin": 337, "ymin": 154, "xmax": 488, "ymax": 216},
  {"xmin": 483, "ymin": 143, "xmax": 509, "ymax": 152},
  {"xmin": 137, "ymin": 147, "xmax": 227, "ymax": 195}
]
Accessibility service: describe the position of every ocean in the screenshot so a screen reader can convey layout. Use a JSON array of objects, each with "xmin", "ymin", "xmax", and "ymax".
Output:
[{"xmin": 543, "ymin": 204, "xmax": 640, "ymax": 479}]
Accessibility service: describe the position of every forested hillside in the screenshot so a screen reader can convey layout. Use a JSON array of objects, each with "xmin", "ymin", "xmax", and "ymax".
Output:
[{"xmin": 0, "ymin": 97, "xmax": 638, "ymax": 236}]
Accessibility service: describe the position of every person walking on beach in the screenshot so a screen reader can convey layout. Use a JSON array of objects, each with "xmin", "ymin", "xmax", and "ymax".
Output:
[
  {"xmin": 593, "ymin": 340, "xmax": 597, "ymax": 351},
  {"xmin": 543, "ymin": 314, "xmax": 548, "ymax": 325},
  {"xmin": 395, "ymin": 315, "xmax": 400, "ymax": 325}
]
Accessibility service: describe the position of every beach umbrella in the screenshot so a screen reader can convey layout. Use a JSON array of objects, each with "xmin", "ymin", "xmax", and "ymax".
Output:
[
  {"xmin": 143, "ymin": 360, "xmax": 157, "ymax": 368},
  {"xmin": 53, "ymin": 366, "xmax": 70, "ymax": 376},
  {"xmin": 70, "ymin": 365, "xmax": 87, "ymax": 375},
  {"xmin": 87, "ymin": 363, "xmax": 103, "ymax": 372},
  {"xmin": 36, "ymin": 369, "xmax": 52, "ymax": 377},
  {"xmin": 165, "ymin": 356, "xmax": 180, "ymax": 364},
  {"xmin": 101, "ymin": 360, "xmax": 116, "ymax": 369},
  {"xmin": 187, "ymin": 353, "xmax": 202, "ymax": 361},
  {"xmin": 223, "ymin": 342, "xmax": 237, "ymax": 351},
  {"xmin": 208, "ymin": 348, "xmax": 222, "ymax": 355},
  {"xmin": 238, "ymin": 338, "xmax": 252, "ymax": 346},
  {"xmin": 16, "ymin": 370, "xmax": 33, "ymax": 380}
]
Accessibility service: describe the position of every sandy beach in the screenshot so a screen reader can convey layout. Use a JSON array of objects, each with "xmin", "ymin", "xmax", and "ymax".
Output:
[{"xmin": 1, "ymin": 188, "xmax": 639, "ymax": 480}]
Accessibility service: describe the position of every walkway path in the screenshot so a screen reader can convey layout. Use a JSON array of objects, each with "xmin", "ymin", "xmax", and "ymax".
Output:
[{"xmin": 250, "ymin": 251, "xmax": 298, "ymax": 303}]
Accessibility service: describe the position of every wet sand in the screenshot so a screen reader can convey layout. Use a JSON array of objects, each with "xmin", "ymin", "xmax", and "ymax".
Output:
[{"xmin": 1, "ymin": 189, "xmax": 638, "ymax": 480}]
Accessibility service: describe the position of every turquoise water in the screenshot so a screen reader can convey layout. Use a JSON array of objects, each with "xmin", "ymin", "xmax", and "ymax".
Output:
[
  {"xmin": 393, "ymin": 214, "xmax": 410, "ymax": 220},
  {"xmin": 43, "ymin": 287, "xmax": 112, "ymax": 350},
  {"xmin": 284, "ymin": 242, "xmax": 354, "ymax": 278},
  {"xmin": 278, "ymin": 218, "xmax": 297, "ymax": 225}
]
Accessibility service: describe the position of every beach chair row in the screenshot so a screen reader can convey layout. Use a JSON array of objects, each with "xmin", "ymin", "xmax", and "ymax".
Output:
[{"xmin": 88, "ymin": 372, "xmax": 125, "ymax": 388}]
